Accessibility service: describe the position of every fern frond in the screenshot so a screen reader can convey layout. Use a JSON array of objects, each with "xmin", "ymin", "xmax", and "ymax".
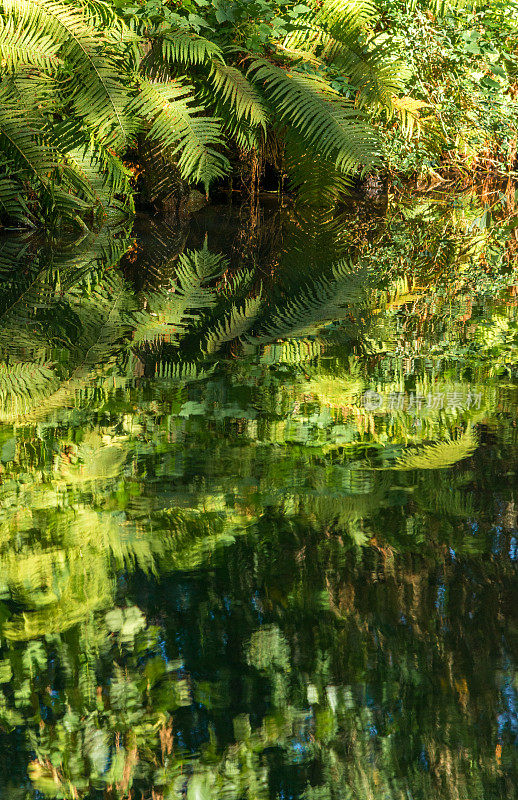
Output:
[
  {"xmin": 0, "ymin": 102, "xmax": 57, "ymax": 191},
  {"xmin": 392, "ymin": 429, "xmax": 478, "ymax": 471},
  {"xmin": 284, "ymin": 0, "xmax": 404, "ymax": 112},
  {"xmin": 133, "ymin": 244, "xmax": 226, "ymax": 346},
  {"xmin": 0, "ymin": 16, "xmax": 60, "ymax": 70},
  {"xmin": 0, "ymin": 177, "xmax": 31, "ymax": 224},
  {"xmin": 154, "ymin": 360, "xmax": 212, "ymax": 382},
  {"xmin": 316, "ymin": 0, "xmax": 378, "ymax": 33},
  {"xmin": 219, "ymin": 267, "xmax": 254, "ymax": 297},
  {"xmin": 260, "ymin": 338, "xmax": 324, "ymax": 365},
  {"xmin": 61, "ymin": 136, "xmax": 133, "ymax": 211},
  {"xmin": 284, "ymin": 134, "xmax": 353, "ymax": 206},
  {"xmin": 247, "ymin": 259, "xmax": 366, "ymax": 344},
  {"xmin": 18, "ymin": 281, "xmax": 132, "ymax": 422},
  {"xmin": 330, "ymin": 39, "xmax": 405, "ymax": 111},
  {"xmin": 3, "ymin": 0, "xmax": 136, "ymax": 149},
  {"xmin": 160, "ymin": 29, "xmax": 223, "ymax": 65},
  {"xmin": 248, "ymin": 59, "xmax": 379, "ymax": 174},
  {"xmin": 209, "ymin": 62, "xmax": 268, "ymax": 131},
  {"xmin": 129, "ymin": 79, "xmax": 230, "ymax": 191},
  {"xmin": 204, "ymin": 293, "xmax": 263, "ymax": 354},
  {"xmin": 0, "ymin": 362, "xmax": 57, "ymax": 422}
]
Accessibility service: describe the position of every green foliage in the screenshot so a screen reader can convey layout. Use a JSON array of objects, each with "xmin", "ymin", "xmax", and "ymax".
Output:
[
  {"xmin": 1, "ymin": 0, "xmax": 517, "ymax": 227},
  {"xmin": 0, "ymin": 0, "xmax": 393, "ymax": 228},
  {"xmin": 0, "ymin": 194, "xmax": 516, "ymax": 800}
]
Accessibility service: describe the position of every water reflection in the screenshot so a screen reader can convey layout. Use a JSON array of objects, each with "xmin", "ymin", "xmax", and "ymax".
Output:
[{"xmin": 0, "ymin": 192, "xmax": 516, "ymax": 799}]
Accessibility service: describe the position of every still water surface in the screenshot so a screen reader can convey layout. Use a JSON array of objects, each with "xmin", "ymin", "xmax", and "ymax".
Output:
[{"xmin": 0, "ymin": 196, "xmax": 517, "ymax": 799}]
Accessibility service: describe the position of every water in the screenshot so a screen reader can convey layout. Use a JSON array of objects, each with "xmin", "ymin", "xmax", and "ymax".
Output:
[{"xmin": 0, "ymin": 194, "xmax": 517, "ymax": 799}]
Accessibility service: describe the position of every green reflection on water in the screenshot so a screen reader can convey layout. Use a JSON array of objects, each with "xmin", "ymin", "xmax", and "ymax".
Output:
[{"xmin": 0, "ymin": 194, "xmax": 517, "ymax": 799}]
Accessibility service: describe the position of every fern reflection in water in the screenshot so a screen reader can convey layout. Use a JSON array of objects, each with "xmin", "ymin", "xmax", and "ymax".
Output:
[{"xmin": 0, "ymin": 199, "xmax": 517, "ymax": 799}]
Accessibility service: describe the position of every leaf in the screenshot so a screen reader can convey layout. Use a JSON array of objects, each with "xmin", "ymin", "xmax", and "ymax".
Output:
[
  {"xmin": 129, "ymin": 79, "xmax": 230, "ymax": 191},
  {"xmin": 248, "ymin": 59, "xmax": 380, "ymax": 174},
  {"xmin": 392, "ymin": 429, "xmax": 478, "ymax": 471}
]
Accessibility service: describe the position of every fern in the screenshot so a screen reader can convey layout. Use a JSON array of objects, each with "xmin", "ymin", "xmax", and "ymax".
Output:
[
  {"xmin": 209, "ymin": 61, "xmax": 268, "ymax": 133},
  {"xmin": 0, "ymin": 15, "xmax": 60, "ymax": 70},
  {"xmin": 392, "ymin": 429, "xmax": 478, "ymax": 471},
  {"xmin": 328, "ymin": 38, "xmax": 405, "ymax": 111},
  {"xmin": 203, "ymin": 293, "xmax": 263, "ymax": 354},
  {"xmin": 133, "ymin": 244, "xmax": 225, "ymax": 346},
  {"xmin": 0, "ymin": 361, "xmax": 57, "ymax": 421},
  {"xmin": 154, "ymin": 360, "xmax": 212, "ymax": 382},
  {"xmin": 248, "ymin": 59, "xmax": 379, "ymax": 174},
  {"xmin": 159, "ymin": 29, "xmax": 223, "ymax": 65},
  {"xmin": 0, "ymin": 177, "xmax": 31, "ymax": 224},
  {"xmin": 247, "ymin": 258, "xmax": 366, "ymax": 344},
  {"xmin": 316, "ymin": 0, "xmax": 378, "ymax": 32},
  {"xmin": 129, "ymin": 79, "xmax": 230, "ymax": 191},
  {"xmin": 284, "ymin": 134, "xmax": 353, "ymax": 206},
  {"xmin": 0, "ymin": 0, "xmax": 138, "ymax": 224},
  {"xmin": 284, "ymin": 0, "xmax": 403, "ymax": 112},
  {"xmin": 260, "ymin": 339, "xmax": 324, "ymax": 365},
  {"xmin": 0, "ymin": 102, "xmax": 57, "ymax": 195},
  {"xmin": 4, "ymin": 0, "xmax": 136, "ymax": 149}
]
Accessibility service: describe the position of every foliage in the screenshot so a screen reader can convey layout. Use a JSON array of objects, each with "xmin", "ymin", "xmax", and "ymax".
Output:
[
  {"xmin": 0, "ymin": 189, "xmax": 517, "ymax": 799},
  {"xmin": 0, "ymin": 0, "xmax": 391, "ymax": 229},
  {"xmin": 378, "ymin": 0, "xmax": 518, "ymax": 179},
  {"xmin": 3, "ymin": 0, "xmax": 517, "ymax": 229}
]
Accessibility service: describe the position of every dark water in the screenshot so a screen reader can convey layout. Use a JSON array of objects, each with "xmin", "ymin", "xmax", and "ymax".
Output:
[{"xmin": 0, "ymin": 196, "xmax": 517, "ymax": 799}]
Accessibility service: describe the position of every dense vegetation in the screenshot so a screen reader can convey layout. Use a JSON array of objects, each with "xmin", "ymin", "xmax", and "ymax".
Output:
[
  {"xmin": 1, "ymin": 0, "xmax": 518, "ymax": 229},
  {"xmin": 0, "ymin": 197, "xmax": 517, "ymax": 799},
  {"xmin": 0, "ymin": 1, "xmax": 517, "ymax": 795}
]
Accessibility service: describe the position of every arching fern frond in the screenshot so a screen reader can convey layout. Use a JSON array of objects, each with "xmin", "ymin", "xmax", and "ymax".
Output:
[
  {"xmin": 316, "ymin": 0, "xmax": 378, "ymax": 33},
  {"xmin": 154, "ymin": 360, "xmax": 212, "ymax": 382},
  {"xmin": 284, "ymin": 134, "xmax": 353, "ymax": 206},
  {"xmin": 209, "ymin": 62, "xmax": 268, "ymax": 132},
  {"xmin": 3, "ymin": 0, "xmax": 136, "ymax": 149},
  {"xmin": 133, "ymin": 244, "xmax": 226, "ymax": 346},
  {"xmin": 0, "ymin": 361, "xmax": 57, "ymax": 422},
  {"xmin": 247, "ymin": 258, "xmax": 367, "ymax": 344},
  {"xmin": 203, "ymin": 293, "xmax": 263, "ymax": 354},
  {"xmin": 160, "ymin": 29, "xmax": 223, "ymax": 65},
  {"xmin": 0, "ymin": 16, "xmax": 60, "ymax": 70},
  {"xmin": 247, "ymin": 59, "xmax": 379, "ymax": 174},
  {"xmin": 0, "ymin": 102, "xmax": 57, "ymax": 193},
  {"xmin": 392, "ymin": 429, "xmax": 478, "ymax": 471},
  {"xmin": 129, "ymin": 79, "xmax": 230, "ymax": 191}
]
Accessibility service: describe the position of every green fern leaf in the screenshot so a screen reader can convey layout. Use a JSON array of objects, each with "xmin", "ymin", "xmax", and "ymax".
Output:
[
  {"xmin": 129, "ymin": 79, "xmax": 230, "ymax": 191},
  {"xmin": 133, "ymin": 244, "xmax": 226, "ymax": 346},
  {"xmin": 247, "ymin": 258, "xmax": 366, "ymax": 344},
  {"xmin": 392, "ymin": 429, "xmax": 478, "ymax": 471},
  {"xmin": 248, "ymin": 59, "xmax": 379, "ymax": 174},
  {"xmin": 210, "ymin": 62, "xmax": 268, "ymax": 131},
  {"xmin": 4, "ymin": 0, "xmax": 136, "ymax": 149},
  {"xmin": 160, "ymin": 29, "xmax": 223, "ymax": 65},
  {"xmin": 0, "ymin": 361, "xmax": 57, "ymax": 421},
  {"xmin": 0, "ymin": 16, "xmax": 60, "ymax": 70},
  {"xmin": 204, "ymin": 293, "xmax": 263, "ymax": 354}
]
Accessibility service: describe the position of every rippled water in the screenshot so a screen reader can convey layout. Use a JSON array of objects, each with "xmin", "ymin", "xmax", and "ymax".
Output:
[{"xmin": 0, "ymin": 196, "xmax": 517, "ymax": 799}]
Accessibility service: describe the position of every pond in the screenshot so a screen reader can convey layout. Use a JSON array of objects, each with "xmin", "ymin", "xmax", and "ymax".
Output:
[{"xmin": 0, "ymin": 192, "xmax": 517, "ymax": 799}]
